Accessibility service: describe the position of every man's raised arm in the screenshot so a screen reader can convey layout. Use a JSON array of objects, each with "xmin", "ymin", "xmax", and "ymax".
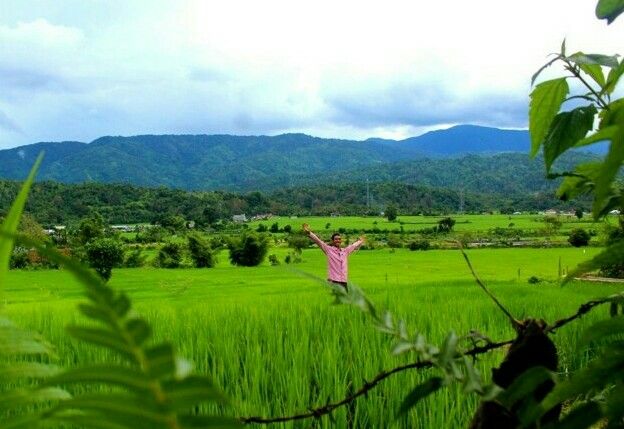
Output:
[
  {"xmin": 345, "ymin": 235, "xmax": 366, "ymax": 255},
  {"xmin": 303, "ymin": 223, "xmax": 328, "ymax": 250}
]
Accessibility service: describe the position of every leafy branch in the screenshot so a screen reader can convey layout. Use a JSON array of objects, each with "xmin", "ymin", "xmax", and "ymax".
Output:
[{"xmin": 239, "ymin": 280, "xmax": 622, "ymax": 425}]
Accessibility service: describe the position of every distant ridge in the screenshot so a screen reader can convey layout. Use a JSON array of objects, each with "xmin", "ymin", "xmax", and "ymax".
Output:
[{"xmin": 0, "ymin": 125, "xmax": 604, "ymax": 190}]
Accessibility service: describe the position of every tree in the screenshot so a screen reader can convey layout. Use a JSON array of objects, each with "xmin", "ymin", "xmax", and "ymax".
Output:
[
  {"xmin": 187, "ymin": 233, "xmax": 216, "ymax": 268},
  {"xmin": 85, "ymin": 238, "xmax": 124, "ymax": 281},
  {"xmin": 385, "ymin": 205, "xmax": 397, "ymax": 222},
  {"xmin": 228, "ymin": 232, "xmax": 269, "ymax": 266},
  {"xmin": 75, "ymin": 212, "xmax": 105, "ymax": 245},
  {"xmin": 157, "ymin": 242, "xmax": 183, "ymax": 268},
  {"xmin": 575, "ymin": 208, "xmax": 584, "ymax": 219},
  {"xmin": 269, "ymin": 222, "xmax": 279, "ymax": 233},
  {"xmin": 437, "ymin": 217, "xmax": 456, "ymax": 233},
  {"xmin": 568, "ymin": 228, "xmax": 590, "ymax": 247}
]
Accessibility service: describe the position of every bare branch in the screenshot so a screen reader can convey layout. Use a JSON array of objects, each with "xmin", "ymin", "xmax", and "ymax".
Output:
[{"xmin": 459, "ymin": 246, "xmax": 523, "ymax": 330}]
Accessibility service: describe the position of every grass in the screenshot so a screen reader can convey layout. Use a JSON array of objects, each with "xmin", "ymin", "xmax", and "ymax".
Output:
[{"xmin": 3, "ymin": 246, "xmax": 620, "ymax": 427}]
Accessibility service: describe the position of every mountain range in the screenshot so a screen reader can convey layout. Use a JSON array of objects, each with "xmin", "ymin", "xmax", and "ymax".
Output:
[{"xmin": 0, "ymin": 125, "xmax": 603, "ymax": 192}]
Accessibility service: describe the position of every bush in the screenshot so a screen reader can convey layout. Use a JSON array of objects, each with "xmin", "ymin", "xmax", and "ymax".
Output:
[
  {"xmin": 568, "ymin": 228, "xmax": 590, "ymax": 247},
  {"xmin": 408, "ymin": 239, "xmax": 430, "ymax": 251},
  {"xmin": 85, "ymin": 238, "xmax": 124, "ymax": 281},
  {"xmin": 187, "ymin": 233, "xmax": 216, "ymax": 268},
  {"xmin": 268, "ymin": 254, "xmax": 280, "ymax": 266},
  {"xmin": 124, "ymin": 247, "xmax": 146, "ymax": 268},
  {"xmin": 157, "ymin": 242, "xmax": 183, "ymax": 268},
  {"xmin": 528, "ymin": 276, "xmax": 541, "ymax": 284},
  {"xmin": 228, "ymin": 232, "xmax": 269, "ymax": 267},
  {"xmin": 387, "ymin": 234, "xmax": 403, "ymax": 249},
  {"xmin": 10, "ymin": 247, "xmax": 29, "ymax": 269},
  {"xmin": 437, "ymin": 217, "xmax": 456, "ymax": 233}
]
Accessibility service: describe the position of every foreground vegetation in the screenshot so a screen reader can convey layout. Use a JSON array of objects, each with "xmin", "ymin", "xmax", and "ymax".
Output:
[{"xmin": 4, "ymin": 247, "xmax": 617, "ymax": 428}]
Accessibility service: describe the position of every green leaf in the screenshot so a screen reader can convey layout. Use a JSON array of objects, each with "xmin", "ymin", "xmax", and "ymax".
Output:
[
  {"xmin": 529, "ymin": 78, "xmax": 569, "ymax": 157},
  {"xmin": 438, "ymin": 331, "xmax": 458, "ymax": 366},
  {"xmin": 125, "ymin": 318, "xmax": 152, "ymax": 346},
  {"xmin": 605, "ymin": 383, "xmax": 624, "ymax": 422},
  {"xmin": 0, "ymin": 152, "xmax": 43, "ymax": 289},
  {"xmin": 44, "ymin": 365, "xmax": 152, "ymax": 392},
  {"xmin": 497, "ymin": 366, "xmax": 553, "ymax": 409},
  {"xmin": 49, "ymin": 394, "xmax": 168, "ymax": 426},
  {"xmin": 544, "ymin": 402, "xmax": 603, "ymax": 429},
  {"xmin": 594, "ymin": 110, "xmax": 624, "ymax": 216},
  {"xmin": 78, "ymin": 303, "xmax": 116, "ymax": 327},
  {"xmin": 542, "ymin": 105, "xmax": 597, "ymax": 172},
  {"xmin": 565, "ymin": 240, "xmax": 624, "ymax": 283},
  {"xmin": 531, "ymin": 56, "xmax": 562, "ymax": 86},
  {"xmin": 66, "ymin": 326, "xmax": 134, "ymax": 358},
  {"xmin": 113, "ymin": 294, "xmax": 132, "ymax": 317},
  {"xmin": 178, "ymin": 415, "xmax": 241, "ymax": 428},
  {"xmin": 536, "ymin": 351, "xmax": 624, "ymax": 419},
  {"xmin": 567, "ymin": 52, "xmax": 620, "ymax": 68},
  {"xmin": 163, "ymin": 376, "xmax": 228, "ymax": 409},
  {"xmin": 603, "ymin": 60, "xmax": 624, "ymax": 95},
  {"xmin": 145, "ymin": 343, "xmax": 176, "ymax": 378},
  {"xmin": 48, "ymin": 415, "xmax": 130, "ymax": 429},
  {"xmin": 0, "ymin": 362, "xmax": 61, "ymax": 380},
  {"xmin": 574, "ymin": 125, "xmax": 618, "ymax": 148},
  {"xmin": 596, "ymin": 0, "xmax": 624, "ymax": 23},
  {"xmin": 397, "ymin": 377, "xmax": 444, "ymax": 416},
  {"xmin": 556, "ymin": 162, "xmax": 601, "ymax": 201},
  {"xmin": 462, "ymin": 356, "xmax": 483, "ymax": 394},
  {"xmin": 0, "ymin": 387, "xmax": 71, "ymax": 409},
  {"xmin": 580, "ymin": 316, "xmax": 624, "ymax": 346}
]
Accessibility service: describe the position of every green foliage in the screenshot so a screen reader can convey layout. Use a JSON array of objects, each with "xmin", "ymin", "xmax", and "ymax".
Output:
[
  {"xmin": 157, "ymin": 242, "xmax": 183, "ymax": 269},
  {"xmin": 568, "ymin": 228, "xmax": 591, "ymax": 247},
  {"xmin": 123, "ymin": 246, "xmax": 146, "ymax": 268},
  {"xmin": 1, "ymin": 157, "xmax": 236, "ymax": 428},
  {"xmin": 385, "ymin": 205, "xmax": 398, "ymax": 222},
  {"xmin": 527, "ymin": 3, "xmax": 624, "ymax": 426},
  {"xmin": 436, "ymin": 217, "xmax": 456, "ymax": 233},
  {"xmin": 596, "ymin": 0, "xmax": 624, "ymax": 23},
  {"xmin": 269, "ymin": 222, "xmax": 279, "ymax": 233},
  {"xmin": 408, "ymin": 239, "xmax": 430, "ymax": 251},
  {"xmin": 228, "ymin": 232, "xmax": 269, "ymax": 267},
  {"xmin": 85, "ymin": 238, "xmax": 124, "ymax": 281},
  {"xmin": 75, "ymin": 212, "xmax": 106, "ymax": 245},
  {"xmin": 187, "ymin": 233, "xmax": 216, "ymax": 268}
]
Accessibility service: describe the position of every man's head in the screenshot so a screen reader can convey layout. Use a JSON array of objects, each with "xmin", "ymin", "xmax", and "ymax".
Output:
[{"xmin": 331, "ymin": 233, "xmax": 342, "ymax": 247}]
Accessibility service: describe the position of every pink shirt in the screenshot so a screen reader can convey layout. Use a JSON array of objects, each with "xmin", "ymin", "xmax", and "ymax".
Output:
[{"xmin": 308, "ymin": 232, "xmax": 364, "ymax": 283}]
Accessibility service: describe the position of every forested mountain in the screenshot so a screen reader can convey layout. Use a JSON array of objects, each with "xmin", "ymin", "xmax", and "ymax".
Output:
[
  {"xmin": 253, "ymin": 152, "xmax": 599, "ymax": 194},
  {"xmin": 0, "ymin": 125, "xmax": 586, "ymax": 191}
]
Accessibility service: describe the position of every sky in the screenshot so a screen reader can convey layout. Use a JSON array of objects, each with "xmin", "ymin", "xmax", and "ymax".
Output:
[{"xmin": 0, "ymin": 1, "xmax": 622, "ymax": 149}]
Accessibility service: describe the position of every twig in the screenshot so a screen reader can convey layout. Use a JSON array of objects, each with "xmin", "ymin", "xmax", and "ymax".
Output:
[
  {"xmin": 459, "ymin": 246, "xmax": 523, "ymax": 330},
  {"xmin": 239, "ymin": 294, "xmax": 617, "ymax": 425}
]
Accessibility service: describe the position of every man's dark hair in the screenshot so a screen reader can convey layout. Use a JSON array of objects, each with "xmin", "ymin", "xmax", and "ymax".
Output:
[{"xmin": 331, "ymin": 233, "xmax": 341, "ymax": 240}]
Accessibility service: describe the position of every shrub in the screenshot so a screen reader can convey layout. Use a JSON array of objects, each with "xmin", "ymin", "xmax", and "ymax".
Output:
[
  {"xmin": 283, "ymin": 224, "xmax": 292, "ymax": 233},
  {"xmin": 408, "ymin": 239, "xmax": 430, "ymax": 251},
  {"xmin": 10, "ymin": 247, "xmax": 29, "ymax": 269},
  {"xmin": 268, "ymin": 254, "xmax": 280, "ymax": 266},
  {"xmin": 528, "ymin": 276, "xmax": 541, "ymax": 284},
  {"xmin": 85, "ymin": 238, "xmax": 124, "ymax": 281},
  {"xmin": 228, "ymin": 232, "xmax": 269, "ymax": 266},
  {"xmin": 568, "ymin": 228, "xmax": 590, "ymax": 247},
  {"xmin": 187, "ymin": 233, "xmax": 216, "ymax": 268},
  {"xmin": 437, "ymin": 217, "xmax": 456, "ymax": 233},
  {"xmin": 256, "ymin": 223, "xmax": 267, "ymax": 232},
  {"xmin": 124, "ymin": 247, "xmax": 146, "ymax": 268},
  {"xmin": 157, "ymin": 241, "xmax": 183, "ymax": 268},
  {"xmin": 269, "ymin": 222, "xmax": 279, "ymax": 233},
  {"xmin": 387, "ymin": 234, "xmax": 403, "ymax": 249}
]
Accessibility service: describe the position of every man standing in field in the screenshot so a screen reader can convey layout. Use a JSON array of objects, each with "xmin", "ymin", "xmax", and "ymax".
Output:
[{"xmin": 302, "ymin": 223, "xmax": 365, "ymax": 290}]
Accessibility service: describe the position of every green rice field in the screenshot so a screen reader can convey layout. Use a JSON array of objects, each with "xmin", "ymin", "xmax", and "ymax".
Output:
[{"xmin": 3, "ymin": 246, "xmax": 621, "ymax": 428}]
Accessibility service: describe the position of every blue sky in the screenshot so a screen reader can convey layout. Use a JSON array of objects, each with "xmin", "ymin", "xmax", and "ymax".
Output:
[{"xmin": 0, "ymin": 0, "xmax": 622, "ymax": 149}]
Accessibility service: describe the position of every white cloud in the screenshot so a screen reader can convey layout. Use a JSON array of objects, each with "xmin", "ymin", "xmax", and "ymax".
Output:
[{"xmin": 0, "ymin": 1, "xmax": 623, "ymax": 148}]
